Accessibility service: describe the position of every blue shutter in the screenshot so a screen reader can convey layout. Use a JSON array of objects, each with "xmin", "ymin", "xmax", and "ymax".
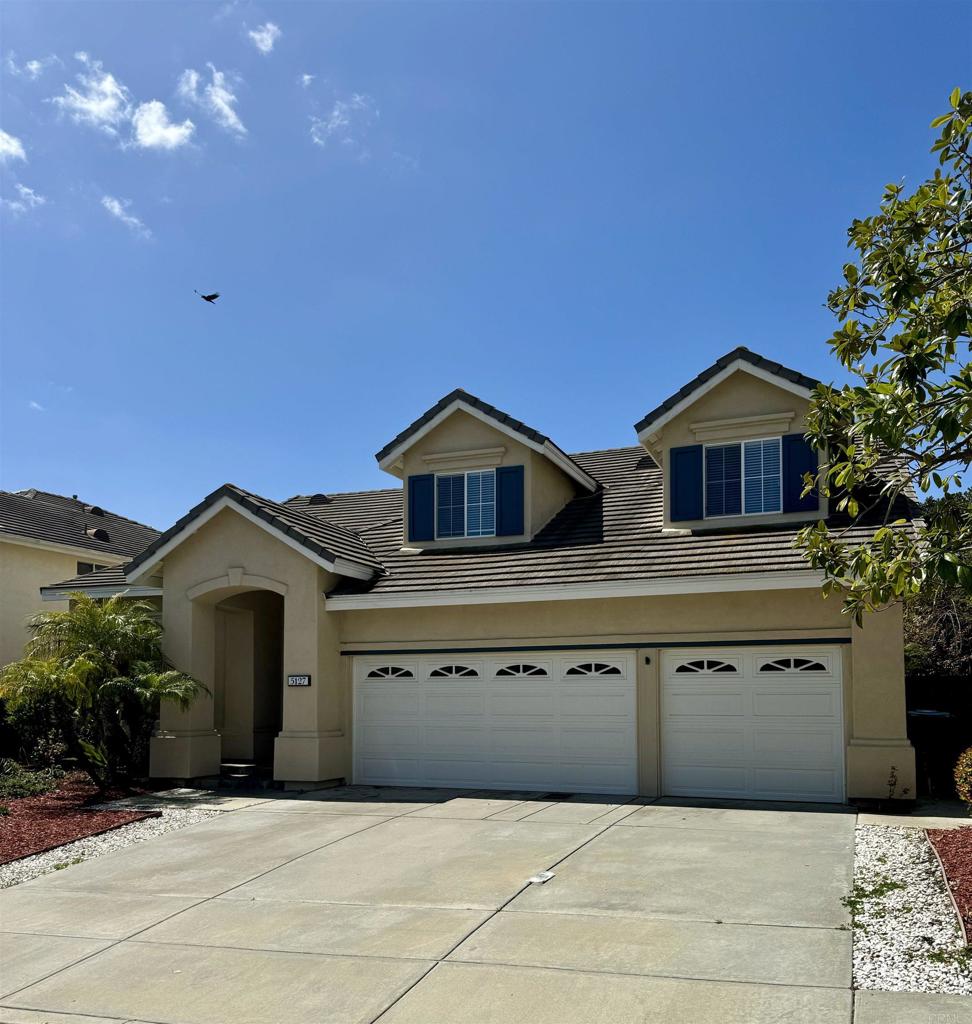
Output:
[
  {"xmin": 782, "ymin": 434, "xmax": 819, "ymax": 513},
  {"xmin": 670, "ymin": 445, "xmax": 703, "ymax": 521},
  {"xmin": 407, "ymin": 473, "xmax": 435, "ymax": 542},
  {"xmin": 496, "ymin": 465, "xmax": 525, "ymax": 536}
]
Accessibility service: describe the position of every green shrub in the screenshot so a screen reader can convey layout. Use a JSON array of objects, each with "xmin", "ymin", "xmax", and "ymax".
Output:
[
  {"xmin": 0, "ymin": 759, "xmax": 63, "ymax": 799},
  {"xmin": 0, "ymin": 595, "xmax": 204, "ymax": 790},
  {"xmin": 0, "ymin": 692, "xmax": 67, "ymax": 767},
  {"xmin": 955, "ymin": 746, "xmax": 972, "ymax": 807}
]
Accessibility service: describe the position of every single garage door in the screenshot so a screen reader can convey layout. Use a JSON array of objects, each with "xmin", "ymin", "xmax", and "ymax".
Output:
[
  {"xmin": 662, "ymin": 646, "xmax": 845, "ymax": 803},
  {"xmin": 353, "ymin": 651, "xmax": 638, "ymax": 794}
]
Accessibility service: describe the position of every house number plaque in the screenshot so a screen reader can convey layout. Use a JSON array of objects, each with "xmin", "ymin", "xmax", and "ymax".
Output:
[{"xmin": 287, "ymin": 674, "xmax": 312, "ymax": 687}]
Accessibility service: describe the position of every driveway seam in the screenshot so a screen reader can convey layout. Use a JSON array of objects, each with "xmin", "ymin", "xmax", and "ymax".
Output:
[
  {"xmin": 368, "ymin": 805, "xmax": 640, "ymax": 1023},
  {"xmin": 0, "ymin": 1006, "xmax": 137, "ymax": 1024},
  {"xmin": 0, "ymin": 813, "xmax": 397, "ymax": 1003},
  {"xmin": 498, "ymin": 905, "xmax": 852, "ymax": 931},
  {"xmin": 437, "ymin": 955, "xmax": 850, "ymax": 991}
]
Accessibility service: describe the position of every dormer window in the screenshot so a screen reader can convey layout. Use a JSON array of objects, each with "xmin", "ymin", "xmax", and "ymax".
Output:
[
  {"xmin": 704, "ymin": 437, "xmax": 782, "ymax": 518},
  {"xmin": 436, "ymin": 470, "xmax": 496, "ymax": 538}
]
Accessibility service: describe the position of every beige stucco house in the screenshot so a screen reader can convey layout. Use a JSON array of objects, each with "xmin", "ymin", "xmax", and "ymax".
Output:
[
  {"xmin": 43, "ymin": 348, "xmax": 918, "ymax": 801},
  {"xmin": 0, "ymin": 490, "xmax": 158, "ymax": 666}
]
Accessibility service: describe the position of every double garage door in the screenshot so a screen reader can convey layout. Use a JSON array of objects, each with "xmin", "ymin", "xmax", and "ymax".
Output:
[
  {"xmin": 353, "ymin": 652, "xmax": 638, "ymax": 794},
  {"xmin": 353, "ymin": 645, "xmax": 845, "ymax": 802}
]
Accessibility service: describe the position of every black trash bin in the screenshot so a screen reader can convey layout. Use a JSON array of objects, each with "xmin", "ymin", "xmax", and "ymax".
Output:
[{"xmin": 907, "ymin": 709, "xmax": 961, "ymax": 798}]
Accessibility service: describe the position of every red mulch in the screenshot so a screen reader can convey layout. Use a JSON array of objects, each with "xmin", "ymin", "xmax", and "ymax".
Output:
[
  {"xmin": 928, "ymin": 826, "xmax": 972, "ymax": 942},
  {"xmin": 0, "ymin": 773, "xmax": 159, "ymax": 865}
]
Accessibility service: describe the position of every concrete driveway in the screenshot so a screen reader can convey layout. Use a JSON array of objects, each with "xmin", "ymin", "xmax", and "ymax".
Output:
[{"xmin": 0, "ymin": 787, "xmax": 874, "ymax": 1023}]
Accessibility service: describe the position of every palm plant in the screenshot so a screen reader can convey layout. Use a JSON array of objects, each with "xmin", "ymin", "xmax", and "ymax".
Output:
[{"xmin": 0, "ymin": 594, "xmax": 204, "ymax": 790}]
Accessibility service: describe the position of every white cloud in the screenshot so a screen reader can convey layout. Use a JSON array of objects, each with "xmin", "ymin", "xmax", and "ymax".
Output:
[
  {"xmin": 28, "ymin": 400, "xmax": 45, "ymax": 412},
  {"xmin": 299, "ymin": 73, "xmax": 315, "ymax": 89},
  {"xmin": 101, "ymin": 195, "xmax": 151, "ymax": 239},
  {"xmin": 310, "ymin": 94, "xmax": 378, "ymax": 156},
  {"xmin": 2, "ymin": 183, "xmax": 47, "ymax": 214},
  {"xmin": 6, "ymin": 52, "xmax": 62, "ymax": 80},
  {"xmin": 0, "ymin": 128, "xmax": 26, "ymax": 163},
  {"xmin": 131, "ymin": 100, "xmax": 194, "ymax": 150},
  {"xmin": 248, "ymin": 22, "xmax": 281, "ymax": 55},
  {"xmin": 51, "ymin": 52, "xmax": 132, "ymax": 135},
  {"xmin": 177, "ymin": 64, "xmax": 246, "ymax": 136}
]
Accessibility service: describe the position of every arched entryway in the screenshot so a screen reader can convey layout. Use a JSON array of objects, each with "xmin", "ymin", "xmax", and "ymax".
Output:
[{"xmin": 213, "ymin": 590, "xmax": 284, "ymax": 768}]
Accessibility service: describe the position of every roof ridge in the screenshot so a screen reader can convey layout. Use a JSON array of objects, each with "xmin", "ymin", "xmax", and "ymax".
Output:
[
  {"xmin": 285, "ymin": 485, "xmax": 403, "ymax": 503},
  {"xmin": 569, "ymin": 445, "xmax": 644, "ymax": 458},
  {"xmin": 4, "ymin": 488, "xmax": 159, "ymax": 533},
  {"xmin": 633, "ymin": 347, "xmax": 820, "ymax": 435},
  {"xmin": 226, "ymin": 484, "xmax": 379, "ymax": 553},
  {"xmin": 125, "ymin": 482, "xmax": 384, "ymax": 577}
]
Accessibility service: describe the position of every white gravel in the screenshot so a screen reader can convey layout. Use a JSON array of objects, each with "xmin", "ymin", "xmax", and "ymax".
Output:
[
  {"xmin": 0, "ymin": 806, "xmax": 221, "ymax": 889},
  {"xmin": 851, "ymin": 823, "xmax": 971, "ymax": 994}
]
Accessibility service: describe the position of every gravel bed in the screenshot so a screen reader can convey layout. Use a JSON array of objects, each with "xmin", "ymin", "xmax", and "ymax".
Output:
[
  {"xmin": 0, "ymin": 806, "xmax": 221, "ymax": 889},
  {"xmin": 851, "ymin": 824, "xmax": 972, "ymax": 994}
]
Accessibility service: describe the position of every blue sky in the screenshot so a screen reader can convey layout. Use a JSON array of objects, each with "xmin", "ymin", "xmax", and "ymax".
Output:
[{"xmin": 0, "ymin": 1, "xmax": 967, "ymax": 530}]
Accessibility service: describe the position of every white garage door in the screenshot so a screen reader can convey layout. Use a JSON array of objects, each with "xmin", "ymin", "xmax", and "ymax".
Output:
[
  {"xmin": 353, "ymin": 651, "xmax": 637, "ymax": 794},
  {"xmin": 662, "ymin": 646, "xmax": 845, "ymax": 803}
]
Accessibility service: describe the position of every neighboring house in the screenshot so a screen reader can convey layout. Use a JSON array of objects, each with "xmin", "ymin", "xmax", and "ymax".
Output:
[
  {"xmin": 42, "ymin": 348, "xmax": 918, "ymax": 801},
  {"xmin": 0, "ymin": 490, "xmax": 159, "ymax": 666}
]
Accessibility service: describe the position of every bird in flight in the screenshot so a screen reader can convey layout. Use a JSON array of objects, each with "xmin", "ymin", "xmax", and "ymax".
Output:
[{"xmin": 194, "ymin": 290, "xmax": 220, "ymax": 304}]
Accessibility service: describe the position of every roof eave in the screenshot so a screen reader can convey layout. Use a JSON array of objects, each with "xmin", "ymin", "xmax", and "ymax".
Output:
[
  {"xmin": 634, "ymin": 354, "xmax": 818, "ymax": 444},
  {"xmin": 40, "ymin": 584, "xmax": 163, "ymax": 602},
  {"xmin": 376, "ymin": 396, "xmax": 598, "ymax": 493},
  {"xmin": 325, "ymin": 569, "xmax": 827, "ymax": 611},
  {"xmin": 126, "ymin": 491, "xmax": 378, "ymax": 586}
]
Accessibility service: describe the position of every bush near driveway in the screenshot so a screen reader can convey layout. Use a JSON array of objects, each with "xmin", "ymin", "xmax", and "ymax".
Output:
[
  {"xmin": 956, "ymin": 747, "xmax": 972, "ymax": 808},
  {"xmin": 0, "ymin": 595, "xmax": 205, "ymax": 791}
]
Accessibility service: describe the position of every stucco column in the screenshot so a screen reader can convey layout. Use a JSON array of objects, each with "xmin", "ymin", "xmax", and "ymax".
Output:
[
  {"xmin": 273, "ymin": 569, "xmax": 348, "ymax": 783},
  {"xmin": 846, "ymin": 604, "xmax": 916, "ymax": 799},
  {"xmin": 149, "ymin": 598, "xmax": 221, "ymax": 778},
  {"xmin": 636, "ymin": 648, "xmax": 660, "ymax": 798}
]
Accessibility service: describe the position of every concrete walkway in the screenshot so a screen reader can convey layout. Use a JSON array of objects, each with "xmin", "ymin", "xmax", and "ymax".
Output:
[{"xmin": 0, "ymin": 788, "xmax": 965, "ymax": 1023}]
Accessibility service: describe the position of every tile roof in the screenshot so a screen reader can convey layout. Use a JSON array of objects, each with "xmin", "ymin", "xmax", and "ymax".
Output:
[
  {"xmin": 308, "ymin": 447, "xmax": 917, "ymax": 598},
  {"xmin": 0, "ymin": 489, "xmax": 159, "ymax": 558},
  {"xmin": 125, "ymin": 483, "xmax": 385, "ymax": 577},
  {"xmin": 634, "ymin": 347, "xmax": 821, "ymax": 435},
  {"xmin": 41, "ymin": 563, "xmax": 140, "ymax": 594},
  {"xmin": 44, "ymin": 447, "xmax": 919, "ymax": 600}
]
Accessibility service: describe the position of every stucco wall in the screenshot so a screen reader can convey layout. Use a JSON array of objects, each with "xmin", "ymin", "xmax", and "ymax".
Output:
[
  {"xmin": 144, "ymin": 504, "xmax": 912, "ymax": 799},
  {"xmin": 645, "ymin": 370, "xmax": 826, "ymax": 530},
  {"xmin": 335, "ymin": 589, "xmax": 913, "ymax": 799},
  {"xmin": 0, "ymin": 539, "xmax": 123, "ymax": 667},
  {"xmin": 149, "ymin": 507, "xmax": 343, "ymax": 781},
  {"xmin": 336, "ymin": 588, "xmax": 846, "ymax": 646},
  {"xmin": 397, "ymin": 409, "xmax": 577, "ymax": 545}
]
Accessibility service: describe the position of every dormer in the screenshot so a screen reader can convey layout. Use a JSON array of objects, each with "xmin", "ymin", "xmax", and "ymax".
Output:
[
  {"xmin": 376, "ymin": 389, "xmax": 598, "ymax": 549},
  {"xmin": 635, "ymin": 348, "xmax": 827, "ymax": 531}
]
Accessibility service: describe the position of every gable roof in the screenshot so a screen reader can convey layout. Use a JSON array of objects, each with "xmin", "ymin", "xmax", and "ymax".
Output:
[
  {"xmin": 0, "ymin": 489, "xmax": 159, "ymax": 558},
  {"xmin": 125, "ymin": 483, "xmax": 383, "ymax": 583},
  {"xmin": 374, "ymin": 388, "xmax": 598, "ymax": 493},
  {"xmin": 634, "ymin": 347, "xmax": 821, "ymax": 439}
]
